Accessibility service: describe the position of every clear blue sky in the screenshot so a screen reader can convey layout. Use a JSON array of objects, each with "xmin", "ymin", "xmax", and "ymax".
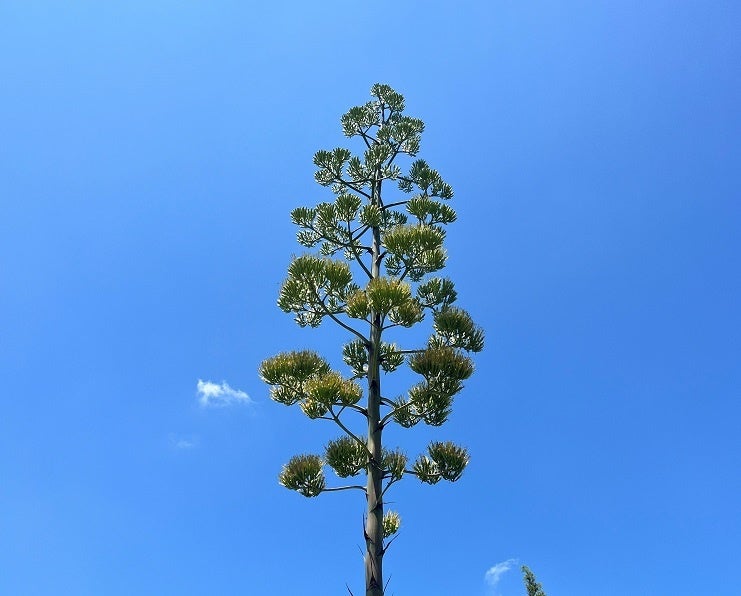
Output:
[{"xmin": 1, "ymin": 2, "xmax": 739, "ymax": 595}]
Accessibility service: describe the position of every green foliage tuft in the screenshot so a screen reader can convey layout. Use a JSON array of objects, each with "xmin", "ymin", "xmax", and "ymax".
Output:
[
  {"xmin": 278, "ymin": 255, "xmax": 358, "ymax": 327},
  {"xmin": 344, "ymin": 339, "xmax": 404, "ymax": 377},
  {"xmin": 417, "ymin": 277, "xmax": 457, "ymax": 311},
  {"xmin": 409, "ymin": 345, "xmax": 474, "ymax": 382},
  {"xmin": 381, "ymin": 448, "xmax": 408, "ymax": 481},
  {"xmin": 359, "ymin": 204, "xmax": 383, "ymax": 227},
  {"xmin": 342, "ymin": 339, "xmax": 368, "ymax": 377},
  {"xmin": 259, "ymin": 351, "xmax": 331, "ymax": 405},
  {"xmin": 382, "ymin": 510, "xmax": 401, "ymax": 538},
  {"xmin": 341, "ymin": 102, "xmax": 379, "ymax": 138},
  {"xmin": 522, "ymin": 565, "xmax": 547, "ymax": 596},
  {"xmin": 432, "ymin": 307, "xmax": 485, "ymax": 352},
  {"xmin": 335, "ymin": 193, "xmax": 362, "ymax": 220},
  {"xmin": 411, "ymin": 442, "xmax": 469, "ymax": 484},
  {"xmin": 345, "ymin": 289, "xmax": 370, "ymax": 320},
  {"xmin": 371, "ymin": 83, "xmax": 405, "ymax": 112},
  {"xmin": 383, "ymin": 224, "xmax": 447, "ymax": 281},
  {"xmin": 408, "ymin": 382, "xmax": 455, "ymax": 426},
  {"xmin": 407, "ymin": 195, "xmax": 457, "ymax": 226},
  {"xmin": 313, "ymin": 148, "xmax": 352, "ymax": 186},
  {"xmin": 407, "ymin": 159, "xmax": 453, "ymax": 199},
  {"xmin": 305, "ymin": 371, "xmax": 362, "ymax": 408},
  {"xmin": 279, "ymin": 454, "xmax": 325, "ymax": 497},
  {"xmin": 300, "ymin": 395, "xmax": 330, "ymax": 419},
  {"xmin": 389, "ymin": 396, "xmax": 420, "ymax": 428},
  {"xmin": 291, "ymin": 206, "xmax": 316, "ymax": 227},
  {"xmin": 427, "ymin": 441, "xmax": 469, "ymax": 481},
  {"xmin": 411, "ymin": 455, "xmax": 440, "ymax": 484},
  {"xmin": 366, "ymin": 276, "xmax": 411, "ymax": 313},
  {"xmin": 379, "ymin": 342, "xmax": 404, "ymax": 373},
  {"xmin": 325, "ymin": 436, "xmax": 367, "ymax": 478}
]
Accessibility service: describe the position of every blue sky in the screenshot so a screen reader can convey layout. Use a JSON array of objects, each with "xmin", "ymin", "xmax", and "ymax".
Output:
[{"xmin": 1, "ymin": 1, "xmax": 739, "ymax": 594}]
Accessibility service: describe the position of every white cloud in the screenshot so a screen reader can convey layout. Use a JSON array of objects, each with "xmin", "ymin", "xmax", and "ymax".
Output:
[
  {"xmin": 168, "ymin": 433, "xmax": 198, "ymax": 450},
  {"xmin": 485, "ymin": 558, "xmax": 518, "ymax": 589},
  {"xmin": 197, "ymin": 379, "xmax": 251, "ymax": 407}
]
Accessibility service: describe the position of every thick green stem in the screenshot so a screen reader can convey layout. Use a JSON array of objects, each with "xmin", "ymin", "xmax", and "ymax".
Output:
[{"xmin": 364, "ymin": 169, "xmax": 385, "ymax": 596}]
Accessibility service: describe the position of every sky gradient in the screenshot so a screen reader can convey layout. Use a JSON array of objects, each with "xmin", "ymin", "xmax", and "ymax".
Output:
[{"xmin": 1, "ymin": 2, "xmax": 739, "ymax": 594}]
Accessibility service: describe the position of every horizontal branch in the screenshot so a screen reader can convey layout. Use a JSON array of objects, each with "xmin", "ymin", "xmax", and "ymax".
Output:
[
  {"xmin": 403, "ymin": 468, "xmax": 443, "ymax": 482},
  {"xmin": 322, "ymin": 484, "xmax": 367, "ymax": 494},
  {"xmin": 304, "ymin": 222, "xmax": 371, "ymax": 256},
  {"xmin": 382, "ymin": 200, "xmax": 410, "ymax": 210},
  {"xmin": 335, "ymin": 177, "xmax": 371, "ymax": 199},
  {"xmin": 342, "ymin": 403, "xmax": 369, "ymax": 417}
]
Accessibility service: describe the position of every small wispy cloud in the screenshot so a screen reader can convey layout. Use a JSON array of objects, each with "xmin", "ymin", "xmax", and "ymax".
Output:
[
  {"xmin": 197, "ymin": 379, "xmax": 251, "ymax": 407},
  {"xmin": 485, "ymin": 558, "xmax": 518, "ymax": 590},
  {"xmin": 168, "ymin": 433, "xmax": 198, "ymax": 450}
]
